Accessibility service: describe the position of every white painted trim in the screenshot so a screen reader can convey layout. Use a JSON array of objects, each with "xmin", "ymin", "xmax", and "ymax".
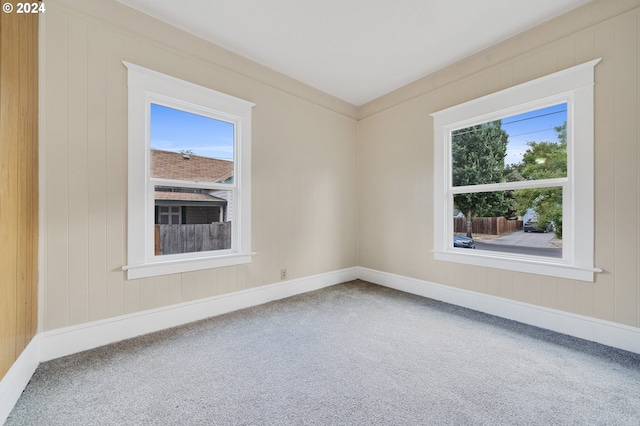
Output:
[
  {"xmin": 357, "ymin": 267, "xmax": 640, "ymax": 355},
  {"xmin": 0, "ymin": 337, "xmax": 41, "ymax": 425},
  {"xmin": 430, "ymin": 59, "xmax": 601, "ymax": 122},
  {"xmin": 123, "ymin": 253, "xmax": 255, "ymax": 280},
  {"xmin": 432, "ymin": 59, "xmax": 601, "ymax": 282},
  {"xmin": 39, "ymin": 267, "xmax": 358, "ymax": 362},
  {"xmin": 123, "ymin": 62, "xmax": 254, "ymax": 279},
  {"xmin": 432, "ymin": 250, "xmax": 599, "ymax": 282}
]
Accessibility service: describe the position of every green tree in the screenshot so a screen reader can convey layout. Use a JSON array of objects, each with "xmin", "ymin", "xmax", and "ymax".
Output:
[
  {"xmin": 452, "ymin": 121, "xmax": 512, "ymax": 237},
  {"xmin": 503, "ymin": 163, "xmax": 525, "ymax": 182},
  {"xmin": 513, "ymin": 122, "xmax": 567, "ymax": 237}
]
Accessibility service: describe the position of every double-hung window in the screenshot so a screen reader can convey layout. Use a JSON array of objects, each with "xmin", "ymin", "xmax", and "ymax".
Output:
[
  {"xmin": 432, "ymin": 59, "xmax": 601, "ymax": 281},
  {"xmin": 123, "ymin": 62, "xmax": 254, "ymax": 279}
]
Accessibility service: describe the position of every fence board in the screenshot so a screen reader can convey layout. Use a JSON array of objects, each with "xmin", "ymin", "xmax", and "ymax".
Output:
[
  {"xmin": 156, "ymin": 222, "xmax": 231, "ymax": 255},
  {"xmin": 454, "ymin": 217, "xmax": 522, "ymax": 235},
  {"xmin": 185, "ymin": 224, "xmax": 195, "ymax": 253}
]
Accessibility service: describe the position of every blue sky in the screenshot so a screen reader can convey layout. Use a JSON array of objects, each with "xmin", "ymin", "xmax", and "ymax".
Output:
[
  {"xmin": 501, "ymin": 103, "xmax": 567, "ymax": 165},
  {"xmin": 149, "ymin": 101, "xmax": 565, "ymax": 166},
  {"xmin": 150, "ymin": 103, "xmax": 234, "ymax": 161}
]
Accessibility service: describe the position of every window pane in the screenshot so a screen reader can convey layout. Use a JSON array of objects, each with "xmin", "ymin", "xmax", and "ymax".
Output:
[
  {"xmin": 452, "ymin": 104, "xmax": 567, "ymax": 187},
  {"xmin": 150, "ymin": 103, "xmax": 234, "ymax": 184},
  {"xmin": 453, "ymin": 188, "xmax": 562, "ymax": 258},
  {"xmin": 154, "ymin": 186, "xmax": 233, "ymax": 255}
]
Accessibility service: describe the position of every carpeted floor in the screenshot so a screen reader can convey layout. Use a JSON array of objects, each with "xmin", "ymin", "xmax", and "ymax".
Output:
[{"xmin": 7, "ymin": 280, "xmax": 640, "ymax": 425}]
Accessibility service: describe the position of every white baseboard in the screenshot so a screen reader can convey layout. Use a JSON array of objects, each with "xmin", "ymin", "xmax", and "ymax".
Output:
[
  {"xmin": 0, "ymin": 336, "xmax": 41, "ymax": 425},
  {"xmin": 358, "ymin": 267, "xmax": 640, "ymax": 355},
  {"xmin": 39, "ymin": 267, "xmax": 358, "ymax": 362}
]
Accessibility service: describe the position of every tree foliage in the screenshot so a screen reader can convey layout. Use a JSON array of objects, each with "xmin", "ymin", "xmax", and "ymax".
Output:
[
  {"xmin": 451, "ymin": 119, "xmax": 567, "ymax": 239},
  {"xmin": 512, "ymin": 122, "xmax": 567, "ymax": 238},
  {"xmin": 452, "ymin": 121, "xmax": 512, "ymax": 236}
]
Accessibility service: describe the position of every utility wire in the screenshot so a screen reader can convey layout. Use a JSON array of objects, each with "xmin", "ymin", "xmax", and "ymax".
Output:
[
  {"xmin": 502, "ymin": 109, "xmax": 566, "ymax": 126},
  {"xmin": 452, "ymin": 109, "xmax": 566, "ymax": 138}
]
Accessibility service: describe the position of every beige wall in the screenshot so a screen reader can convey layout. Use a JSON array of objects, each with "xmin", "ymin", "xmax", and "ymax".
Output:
[
  {"xmin": 358, "ymin": 0, "xmax": 640, "ymax": 328},
  {"xmin": 40, "ymin": 0, "xmax": 640, "ymax": 334},
  {"xmin": 41, "ymin": 0, "xmax": 358, "ymax": 331}
]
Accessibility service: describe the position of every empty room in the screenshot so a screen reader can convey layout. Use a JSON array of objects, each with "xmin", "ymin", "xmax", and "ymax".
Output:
[{"xmin": 1, "ymin": 0, "xmax": 640, "ymax": 424}]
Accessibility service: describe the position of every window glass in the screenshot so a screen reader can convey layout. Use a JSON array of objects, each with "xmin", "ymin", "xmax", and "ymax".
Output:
[
  {"xmin": 149, "ymin": 104, "xmax": 236, "ymax": 257},
  {"xmin": 451, "ymin": 104, "xmax": 567, "ymax": 259},
  {"xmin": 431, "ymin": 59, "xmax": 600, "ymax": 281},
  {"xmin": 158, "ymin": 205, "xmax": 181, "ymax": 225},
  {"xmin": 501, "ymin": 103, "xmax": 567, "ymax": 177},
  {"xmin": 452, "ymin": 103, "xmax": 567, "ymax": 187},
  {"xmin": 150, "ymin": 103, "xmax": 235, "ymax": 184},
  {"xmin": 452, "ymin": 188, "xmax": 563, "ymax": 259},
  {"xmin": 154, "ymin": 186, "xmax": 232, "ymax": 255},
  {"xmin": 124, "ymin": 62, "xmax": 254, "ymax": 279}
]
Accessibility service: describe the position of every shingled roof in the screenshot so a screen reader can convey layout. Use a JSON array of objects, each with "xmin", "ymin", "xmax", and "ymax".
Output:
[
  {"xmin": 151, "ymin": 149, "xmax": 233, "ymax": 183},
  {"xmin": 154, "ymin": 190, "xmax": 227, "ymax": 202}
]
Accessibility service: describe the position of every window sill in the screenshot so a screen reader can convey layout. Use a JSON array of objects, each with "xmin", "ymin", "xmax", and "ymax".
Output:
[
  {"xmin": 123, "ymin": 252, "xmax": 255, "ymax": 280},
  {"xmin": 433, "ymin": 250, "xmax": 601, "ymax": 282}
]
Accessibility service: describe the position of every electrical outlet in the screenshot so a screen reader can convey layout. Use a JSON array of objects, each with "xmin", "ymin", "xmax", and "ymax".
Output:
[{"xmin": 280, "ymin": 268, "xmax": 287, "ymax": 280}]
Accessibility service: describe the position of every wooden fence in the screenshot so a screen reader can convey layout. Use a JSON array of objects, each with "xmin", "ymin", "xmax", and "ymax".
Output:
[
  {"xmin": 454, "ymin": 217, "xmax": 523, "ymax": 235},
  {"xmin": 155, "ymin": 222, "xmax": 231, "ymax": 255}
]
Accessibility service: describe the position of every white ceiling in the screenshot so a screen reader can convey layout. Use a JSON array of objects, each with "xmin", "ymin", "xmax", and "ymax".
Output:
[{"xmin": 117, "ymin": 0, "xmax": 592, "ymax": 106}]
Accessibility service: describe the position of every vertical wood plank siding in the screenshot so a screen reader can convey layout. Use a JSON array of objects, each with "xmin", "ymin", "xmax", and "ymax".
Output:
[
  {"xmin": 41, "ymin": 0, "xmax": 358, "ymax": 330},
  {"xmin": 358, "ymin": 2, "xmax": 640, "ymax": 328},
  {"xmin": 0, "ymin": 2, "xmax": 38, "ymax": 379},
  {"xmin": 38, "ymin": 0, "xmax": 640, "ymax": 337}
]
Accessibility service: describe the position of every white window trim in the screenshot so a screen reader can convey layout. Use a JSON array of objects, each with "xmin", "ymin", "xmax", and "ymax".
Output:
[
  {"xmin": 431, "ymin": 59, "xmax": 602, "ymax": 282},
  {"xmin": 122, "ymin": 62, "xmax": 254, "ymax": 279}
]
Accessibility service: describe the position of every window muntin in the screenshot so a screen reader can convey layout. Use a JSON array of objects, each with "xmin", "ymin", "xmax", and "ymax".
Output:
[
  {"xmin": 149, "ymin": 103, "xmax": 237, "ymax": 257},
  {"xmin": 123, "ymin": 62, "xmax": 254, "ymax": 279},
  {"xmin": 158, "ymin": 205, "xmax": 182, "ymax": 225},
  {"xmin": 432, "ymin": 59, "xmax": 601, "ymax": 281},
  {"xmin": 450, "ymin": 104, "xmax": 567, "ymax": 259},
  {"xmin": 145, "ymin": 99, "xmax": 240, "ymax": 260}
]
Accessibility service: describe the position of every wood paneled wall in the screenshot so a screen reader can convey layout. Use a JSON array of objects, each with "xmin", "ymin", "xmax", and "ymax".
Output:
[
  {"xmin": 0, "ymin": 2, "xmax": 39, "ymax": 380},
  {"xmin": 38, "ymin": 0, "xmax": 638, "ymax": 337},
  {"xmin": 358, "ymin": 1, "xmax": 640, "ymax": 328},
  {"xmin": 40, "ymin": 0, "xmax": 358, "ymax": 331}
]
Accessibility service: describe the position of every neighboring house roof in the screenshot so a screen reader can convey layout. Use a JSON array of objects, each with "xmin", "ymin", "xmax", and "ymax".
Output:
[
  {"xmin": 155, "ymin": 191, "xmax": 226, "ymax": 203},
  {"xmin": 151, "ymin": 149, "xmax": 233, "ymax": 182}
]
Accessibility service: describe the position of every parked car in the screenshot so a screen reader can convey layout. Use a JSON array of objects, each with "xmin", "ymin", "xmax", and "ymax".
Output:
[
  {"xmin": 523, "ymin": 220, "xmax": 552, "ymax": 233},
  {"xmin": 453, "ymin": 235, "xmax": 475, "ymax": 249}
]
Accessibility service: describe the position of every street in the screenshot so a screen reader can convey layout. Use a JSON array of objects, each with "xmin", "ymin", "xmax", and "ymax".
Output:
[{"xmin": 474, "ymin": 230, "xmax": 562, "ymax": 258}]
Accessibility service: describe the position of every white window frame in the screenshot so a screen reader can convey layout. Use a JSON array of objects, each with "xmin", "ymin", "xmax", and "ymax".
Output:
[
  {"xmin": 431, "ymin": 59, "xmax": 601, "ymax": 282},
  {"xmin": 122, "ymin": 62, "xmax": 254, "ymax": 279}
]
